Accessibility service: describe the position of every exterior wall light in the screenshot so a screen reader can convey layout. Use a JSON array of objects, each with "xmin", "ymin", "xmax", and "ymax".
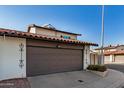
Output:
[
  {"xmin": 56, "ymin": 44, "xmax": 61, "ymax": 48},
  {"xmin": 19, "ymin": 43, "xmax": 24, "ymax": 69}
]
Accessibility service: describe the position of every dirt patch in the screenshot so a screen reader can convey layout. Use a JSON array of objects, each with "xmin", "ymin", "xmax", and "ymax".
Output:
[{"xmin": 0, "ymin": 78, "xmax": 30, "ymax": 88}]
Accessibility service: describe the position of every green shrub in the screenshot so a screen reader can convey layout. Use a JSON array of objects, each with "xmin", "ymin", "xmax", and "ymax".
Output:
[{"xmin": 87, "ymin": 65, "xmax": 107, "ymax": 72}]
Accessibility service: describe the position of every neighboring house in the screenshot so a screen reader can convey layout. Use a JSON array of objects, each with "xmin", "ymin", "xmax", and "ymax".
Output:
[
  {"xmin": 0, "ymin": 24, "xmax": 98, "ymax": 80},
  {"xmin": 95, "ymin": 45, "xmax": 124, "ymax": 64},
  {"xmin": 90, "ymin": 50, "xmax": 99, "ymax": 65}
]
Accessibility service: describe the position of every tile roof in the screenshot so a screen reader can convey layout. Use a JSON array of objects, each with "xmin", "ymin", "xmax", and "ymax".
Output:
[
  {"xmin": 0, "ymin": 28, "xmax": 98, "ymax": 46},
  {"xmin": 95, "ymin": 46, "xmax": 117, "ymax": 50},
  {"xmin": 95, "ymin": 45, "xmax": 124, "ymax": 50},
  {"xmin": 104, "ymin": 51, "xmax": 124, "ymax": 55}
]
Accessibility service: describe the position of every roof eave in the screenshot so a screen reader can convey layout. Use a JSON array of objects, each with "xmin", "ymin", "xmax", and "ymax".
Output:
[{"xmin": 0, "ymin": 28, "xmax": 98, "ymax": 46}]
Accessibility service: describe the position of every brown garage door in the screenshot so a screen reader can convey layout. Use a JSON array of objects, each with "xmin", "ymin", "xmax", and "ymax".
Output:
[{"xmin": 27, "ymin": 46, "xmax": 83, "ymax": 77}]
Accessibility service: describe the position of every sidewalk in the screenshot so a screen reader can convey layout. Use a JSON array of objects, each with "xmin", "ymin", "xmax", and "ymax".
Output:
[{"xmin": 76, "ymin": 69, "xmax": 124, "ymax": 88}]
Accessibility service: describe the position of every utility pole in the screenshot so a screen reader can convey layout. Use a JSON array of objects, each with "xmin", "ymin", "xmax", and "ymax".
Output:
[{"xmin": 100, "ymin": 5, "xmax": 104, "ymax": 65}]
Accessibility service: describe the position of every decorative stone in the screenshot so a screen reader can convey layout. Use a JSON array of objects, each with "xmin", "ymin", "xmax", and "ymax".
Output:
[{"xmin": 87, "ymin": 69, "xmax": 108, "ymax": 77}]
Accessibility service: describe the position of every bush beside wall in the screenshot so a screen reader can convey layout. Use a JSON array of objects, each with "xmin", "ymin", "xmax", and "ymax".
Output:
[{"xmin": 87, "ymin": 65, "xmax": 107, "ymax": 72}]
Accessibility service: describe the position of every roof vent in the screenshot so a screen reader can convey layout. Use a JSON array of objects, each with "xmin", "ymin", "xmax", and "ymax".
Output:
[
  {"xmin": 42, "ymin": 24, "xmax": 56, "ymax": 30},
  {"xmin": 109, "ymin": 45, "xmax": 112, "ymax": 47}
]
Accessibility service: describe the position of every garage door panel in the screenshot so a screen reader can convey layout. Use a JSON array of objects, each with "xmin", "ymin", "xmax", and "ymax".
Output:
[
  {"xmin": 27, "ymin": 46, "xmax": 83, "ymax": 77},
  {"xmin": 115, "ymin": 55, "xmax": 124, "ymax": 62}
]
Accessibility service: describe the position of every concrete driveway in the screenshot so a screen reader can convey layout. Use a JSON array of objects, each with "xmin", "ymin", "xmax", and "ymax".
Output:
[
  {"xmin": 106, "ymin": 63, "xmax": 124, "ymax": 73},
  {"xmin": 28, "ymin": 71, "xmax": 101, "ymax": 88},
  {"xmin": 28, "ymin": 70, "xmax": 124, "ymax": 88}
]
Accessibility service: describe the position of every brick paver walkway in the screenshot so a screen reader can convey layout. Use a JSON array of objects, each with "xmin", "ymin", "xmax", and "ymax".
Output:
[{"xmin": 0, "ymin": 78, "xmax": 30, "ymax": 88}]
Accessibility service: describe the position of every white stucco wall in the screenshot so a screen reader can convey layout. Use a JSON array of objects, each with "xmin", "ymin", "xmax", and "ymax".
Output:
[
  {"xmin": 83, "ymin": 45, "xmax": 90, "ymax": 69},
  {"xmin": 29, "ymin": 27, "xmax": 77, "ymax": 40},
  {"xmin": 0, "ymin": 36, "xmax": 26, "ymax": 80},
  {"xmin": 110, "ymin": 55, "xmax": 114, "ymax": 62},
  {"xmin": 29, "ymin": 27, "xmax": 36, "ymax": 33}
]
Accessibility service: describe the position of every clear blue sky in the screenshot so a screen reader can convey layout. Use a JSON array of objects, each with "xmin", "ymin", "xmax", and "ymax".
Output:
[{"xmin": 0, "ymin": 5, "xmax": 124, "ymax": 47}]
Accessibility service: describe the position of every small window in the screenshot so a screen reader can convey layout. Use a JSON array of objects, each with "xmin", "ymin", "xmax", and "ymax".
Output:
[
  {"xmin": 63, "ymin": 36, "xmax": 70, "ymax": 39},
  {"xmin": 60, "ymin": 35, "xmax": 71, "ymax": 39}
]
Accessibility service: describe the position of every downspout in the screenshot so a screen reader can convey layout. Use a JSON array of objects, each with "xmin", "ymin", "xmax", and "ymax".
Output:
[
  {"xmin": 3, "ymin": 34, "xmax": 6, "ymax": 40},
  {"xmin": 82, "ymin": 45, "xmax": 85, "ymax": 70}
]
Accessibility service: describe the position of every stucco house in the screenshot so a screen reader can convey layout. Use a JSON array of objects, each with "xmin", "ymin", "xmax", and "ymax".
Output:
[
  {"xmin": 0, "ymin": 24, "xmax": 98, "ymax": 80},
  {"xmin": 95, "ymin": 45, "xmax": 124, "ymax": 64}
]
